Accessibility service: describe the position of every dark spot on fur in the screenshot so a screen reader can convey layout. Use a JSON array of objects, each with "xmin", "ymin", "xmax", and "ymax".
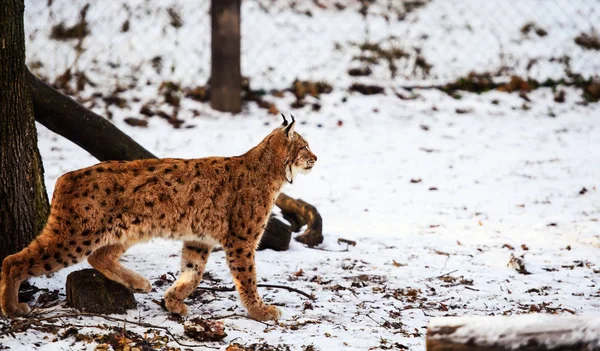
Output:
[
  {"xmin": 188, "ymin": 199, "xmax": 195, "ymax": 206},
  {"xmin": 159, "ymin": 213, "xmax": 166, "ymax": 219},
  {"xmin": 42, "ymin": 254, "xmax": 50, "ymax": 260},
  {"xmin": 76, "ymin": 247, "xmax": 82, "ymax": 253},
  {"xmin": 82, "ymin": 240, "xmax": 91, "ymax": 246},
  {"xmin": 236, "ymin": 248, "xmax": 243, "ymax": 254},
  {"xmin": 164, "ymin": 168, "xmax": 173, "ymax": 174},
  {"xmin": 193, "ymin": 184, "xmax": 200, "ymax": 192},
  {"xmin": 82, "ymin": 230, "xmax": 91, "ymax": 237},
  {"xmin": 195, "ymin": 170, "xmax": 201, "ymax": 177},
  {"xmin": 105, "ymin": 188, "xmax": 111, "ymax": 195},
  {"xmin": 57, "ymin": 243, "xmax": 63, "ymax": 249},
  {"xmin": 85, "ymin": 251, "xmax": 92, "ymax": 256},
  {"xmin": 44, "ymin": 264, "xmax": 52, "ymax": 271},
  {"xmin": 96, "ymin": 167, "xmax": 105, "ymax": 173},
  {"xmin": 82, "ymin": 191, "xmax": 88, "ymax": 197},
  {"xmin": 186, "ymin": 263, "xmax": 194, "ymax": 269},
  {"xmin": 132, "ymin": 217, "xmax": 141, "ymax": 225},
  {"xmin": 69, "ymin": 240, "xmax": 76, "ymax": 245},
  {"xmin": 165, "ymin": 181, "xmax": 172, "ymax": 186},
  {"xmin": 148, "ymin": 166, "xmax": 156, "ymax": 171},
  {"xmin": 145, "ymin": 200, "xmax": 154, "ymax": 208},
  {"xmin": 84, "ymin": 170, "xmax": 92, "ymax": 176}
]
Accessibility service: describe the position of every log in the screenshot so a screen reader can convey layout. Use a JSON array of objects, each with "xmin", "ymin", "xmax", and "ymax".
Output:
[
  {"xmin": 276, "ymin": 193, "xmax": 323, "ymax": 247},
  {"xmin": 24, "ymin": 68, "xmax": 323, "ymax": 249},
  {"xmin": 427, "ymin": 315, "xmax": 600, "ymax": 351},
  {"xmin": 257, "ymin": 216, "xmax": 292, "ymax": 251},
  {"xmin": 25, "ymin": 68, "xmax": 156, "ymax": 162},
  {"xmin": 66, "ymin": 269, "xmax": 136, "ymax": 314}
]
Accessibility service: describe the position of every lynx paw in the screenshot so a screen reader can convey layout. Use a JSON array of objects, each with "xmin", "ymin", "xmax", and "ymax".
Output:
[
  {"xmin": 248, "ymin": 304, "xmax": 281, "ymax": 321},
  {"xmin": 2, "ymin": 302, "xmax": 30, "ymax": 318},
  {"xmin": 130, "ymin": 278, "xmax": 152, "ymax": 293},
  {"xmin": 165, "ymin": 298, "xmax": 189, "ymax": 316}
]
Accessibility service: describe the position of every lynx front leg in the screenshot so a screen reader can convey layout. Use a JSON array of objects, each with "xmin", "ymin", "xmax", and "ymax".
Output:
[
  {"xmin": 224, "ymin": 241, "xmax": 281, "ymax": 321},
  {"xmin": 164, "ymin": 241, "xmax": 212, "ymax": 315},
  {"xmin": 88, "ymin": 244, "xmax": 151, "ymax": 293}
]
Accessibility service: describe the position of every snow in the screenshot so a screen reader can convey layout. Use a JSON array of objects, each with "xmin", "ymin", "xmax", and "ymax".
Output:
[{"xmin": 1, "ymin": 0, "xmax": 600, "ymax": 350}]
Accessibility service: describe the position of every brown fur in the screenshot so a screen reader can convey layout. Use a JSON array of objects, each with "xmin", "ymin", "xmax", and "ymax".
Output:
[{"xmin": 0, "ymin": 120, "xmax": 316, "ymax": 321}]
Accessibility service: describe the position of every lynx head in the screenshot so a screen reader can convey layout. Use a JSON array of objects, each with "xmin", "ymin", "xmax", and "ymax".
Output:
[{"xmin": 277, "ymin": 114, "xmax": 317, "ymax": 184}]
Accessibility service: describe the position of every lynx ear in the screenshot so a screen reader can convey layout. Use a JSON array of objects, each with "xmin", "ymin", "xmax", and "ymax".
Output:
[
  {"xmin": 280, "ymin": 113, "xmax": 288, "ymax": 127},
  {"xmin": 284, "ymin": 115, "xmax": 296, "ymax": 138}
]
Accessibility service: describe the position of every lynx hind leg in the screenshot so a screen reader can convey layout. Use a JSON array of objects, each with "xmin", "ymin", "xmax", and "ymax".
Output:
[
  {"xmin": 88, "ymin": 244, "xmax": 151, "ymax": 293},
  {"xmin": 1, "ymin": 228, "xmax": 92, "ymax": 317},
  {"xmin": 224, "ymin": 237, "xmax": 281, "ymax": 321},
  {"xmin": 164, "ymin": 241, "xmax": 212, "ymax": 315}
]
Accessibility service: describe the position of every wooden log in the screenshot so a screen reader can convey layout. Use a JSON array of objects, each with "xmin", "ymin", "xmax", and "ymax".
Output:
[
  {"xmin": 257, "ymin": 216, "xmax": 292, "ymax": 251},
  {"xmin": 66, "ymin": 269, "xmax": 136, "ymax": 314},
  {"xmin": 276, "ymin": 193, "xmax": 323, "ymax": 247},
  {"xmin": 427, "ymin": 315, "xmax": 600, "ymax": 351},
  {"xmin": 25, "ymin": 68, "xmax": 156, "ymax": 162},
  {"xmin": 210, "ymin": 0, "xmax": 242, "ymax": 113}
]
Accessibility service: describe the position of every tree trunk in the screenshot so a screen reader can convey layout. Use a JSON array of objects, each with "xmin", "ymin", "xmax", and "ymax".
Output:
[
  {"xmin": 210, "ymin": 0, "xmax": 242, "ymax": 113},
  {"xmin": 427, "ymin": 315, "xmax": 600, "ymax": 351},
  {"xmin": 0, "ymin": 0, "xmax": 50, "ymax": 262}
]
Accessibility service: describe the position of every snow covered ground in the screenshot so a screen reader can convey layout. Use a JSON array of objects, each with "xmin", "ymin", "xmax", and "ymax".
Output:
[{"xmin": 1, "ymin": 0, "xmax": 599, "ymax": 350}]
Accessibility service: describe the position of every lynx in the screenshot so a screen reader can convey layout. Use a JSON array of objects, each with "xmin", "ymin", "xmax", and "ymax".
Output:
[{"xmin": 1, "ymin": 115, "xmax": 317, "ymax": 321}]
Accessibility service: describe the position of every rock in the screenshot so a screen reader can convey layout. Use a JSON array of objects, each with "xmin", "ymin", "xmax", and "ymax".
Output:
[{"xmin": 66, "ymin": 269, "xmax": 136, "ymax": 314}]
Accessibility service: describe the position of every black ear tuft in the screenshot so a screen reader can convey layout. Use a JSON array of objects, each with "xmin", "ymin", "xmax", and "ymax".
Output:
[
  {"xmin": 284, "ymin": 118, "xmax": 296, "ymax": 138},
  {"xmin": 281, "ymin": 113, "xmax": 289, "ymax": 127}
]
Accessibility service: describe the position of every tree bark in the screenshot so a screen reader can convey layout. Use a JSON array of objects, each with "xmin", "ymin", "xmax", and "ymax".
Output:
[
  {"xmin": 0, "ymin": 0, "xmax": 50, "ymax": 263},
  {"xmin": 427, "ymin": 315, "xmax": 600, "ymax": 351},
  {"xmin": 210, "ymin": 0, "xmax": 242, "ymax": 113}
]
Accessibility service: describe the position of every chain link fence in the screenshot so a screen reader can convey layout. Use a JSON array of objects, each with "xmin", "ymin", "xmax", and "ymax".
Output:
[{"xmin": 24, "ymin": 0, "xmax": 600, "ymax": 93}]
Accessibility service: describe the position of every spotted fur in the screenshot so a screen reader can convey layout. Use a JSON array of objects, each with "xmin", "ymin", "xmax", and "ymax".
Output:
[{"xmin": 0, "ymin": 119, "xmax": 316, "ymax": 320}]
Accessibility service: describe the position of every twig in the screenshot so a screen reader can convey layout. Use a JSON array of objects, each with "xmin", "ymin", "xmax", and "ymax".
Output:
[
  {"xmin": 429, "ymin": 269, "xmax": 458, "ymax": 280},
  {"xmin": 0, "ymin": 312, "xmax": 218, "ymax": 349},
  {"xmin": 197, "ymin": 283, "xmax": 315, "ymax": 301},
  {"xmin": 366, "ymin": 313, "xmax": 385, "ymax": 328},
  {"xmin": 465, "ymin": 286, "xmax": 480, "ymax": 291},
  {"xmin": 209, "ymin": 313, "xmax": 272, "ymax": 327},
  {"xmin": 305, "ymin": 246, "xmax": 349, "ymax": 253}
]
